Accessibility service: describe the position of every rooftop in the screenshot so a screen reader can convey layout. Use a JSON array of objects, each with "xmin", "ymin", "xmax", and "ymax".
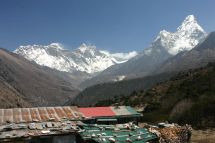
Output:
[
  {"xmin": 0, "ymin": 106, "xmax": 84, "ymax": 142},
  {"xmin": 0, "ymin": 106, "xmax": 83, "ymax": 124},
  {"xmin": 0, "ymin": 106, "xmax": 144, "ymax": 142},
  {"xmin": 79, "ymin": 123, "xmax": 157, "ymax": 143},
  {"xmin": 79, "ymin": 106, "xmax": 141, "ymax": 118}
]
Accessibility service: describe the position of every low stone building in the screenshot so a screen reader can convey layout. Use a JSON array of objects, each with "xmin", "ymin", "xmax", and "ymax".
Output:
[{"xmin": 0, "ymin": 106, "xmax": 83, "ymax": 143}]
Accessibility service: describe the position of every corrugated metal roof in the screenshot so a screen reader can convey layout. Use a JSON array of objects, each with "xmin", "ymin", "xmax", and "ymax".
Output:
[
  {"xmin": 0, "ymin": 120, "xmax": 81, "ymax": 141},
  {"xmin": 79, "ymin": 107, "xmax": 115, "ymax": 118},
  {"xmin": 0, "ymin": 106, "xmax": 83, "ymax": 124},
  {"xmin": 79, "ymin": 106, "xmax": 141, "ymax": 118}
]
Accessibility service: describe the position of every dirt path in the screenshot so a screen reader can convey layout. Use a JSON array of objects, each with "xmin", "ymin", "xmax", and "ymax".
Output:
[{"xmin": 191, "ymin": 129, "xmax": 215, "ymax": 143}]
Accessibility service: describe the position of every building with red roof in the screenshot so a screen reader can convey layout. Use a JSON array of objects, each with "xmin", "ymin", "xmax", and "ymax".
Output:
[
  {"xmin": 79, "ymin": 106, "xmax": 142, "ymax": 125},
  {"xmin": 79, "ymin": 107, "xmax": 115, "ymax": 118}
]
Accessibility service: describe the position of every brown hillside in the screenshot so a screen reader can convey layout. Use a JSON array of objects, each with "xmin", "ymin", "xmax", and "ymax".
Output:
[{"xmin": 0, "ymin": 48, "xmax": 79, "ymax": 108}]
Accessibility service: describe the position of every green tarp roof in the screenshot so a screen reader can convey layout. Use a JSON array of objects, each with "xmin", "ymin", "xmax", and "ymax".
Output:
[
  {"xmin": 110, "ymin": 106, "xmax": 141, "ymax": 116},
  {"xmin": 79, "ymin": 124, "xmax": 157, "ymax": 143}
]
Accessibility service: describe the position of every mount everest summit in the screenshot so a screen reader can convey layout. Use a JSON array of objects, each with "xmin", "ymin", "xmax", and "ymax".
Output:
[{"xmin": 14, "ymin": 43, "xmax": 137, "ymax": 74}]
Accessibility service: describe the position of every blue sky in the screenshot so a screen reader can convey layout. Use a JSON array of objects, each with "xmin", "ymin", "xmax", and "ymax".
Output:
[{"xmin": 0, "ymin": 0, "xmax": 214, "ymax": 52}]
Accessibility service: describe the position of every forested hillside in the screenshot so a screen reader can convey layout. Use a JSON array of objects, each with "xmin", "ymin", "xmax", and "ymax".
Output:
[
  {"xmin": 70, "ymin": 72, "xmax": 175, "ymax": 106},
  {"xmin": 96, "ymin": 63, "xmax": 215, "ymax": 128}
]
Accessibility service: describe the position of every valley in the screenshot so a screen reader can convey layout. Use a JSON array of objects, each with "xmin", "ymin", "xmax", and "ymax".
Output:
[{"xmin": 0, "ymin": 48, "xmax": 79, "ymax": 107}]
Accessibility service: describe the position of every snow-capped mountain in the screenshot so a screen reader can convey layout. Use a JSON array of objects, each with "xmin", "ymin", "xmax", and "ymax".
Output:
[
  {"xmin": 156, "ymin": 31, "xmax": 215, "ymax": 74},
  {"xmin": 14, "ymin": 43, "xmax": 137, "ymax": 74},
  {"xmin": 150, "ymin": 15, "xmax": 206, "ymax": 55},
  {"xmin": 80, "ymin": 15, "xmax": 207, "ymax": 88},
  {"xmin": 14, "ymin": 15, "xmax": 207, "ymax": 89}
]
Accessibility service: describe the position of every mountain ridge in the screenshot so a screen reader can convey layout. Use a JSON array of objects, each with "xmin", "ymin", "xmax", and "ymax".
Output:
[
  {"xmin": 156, "ymin": 31, "xmax": 215, "ymax": 74},
  {"xmin": 72, "ymin": 31, "xmax": 215, "ymax": 108},
  {"xmin": 80, "ymin": 15, "xmax": 206, "ymax": 88},
  {"xmin": 14, "ymin": 43, "xmax": 137, "ymax": 74}
]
